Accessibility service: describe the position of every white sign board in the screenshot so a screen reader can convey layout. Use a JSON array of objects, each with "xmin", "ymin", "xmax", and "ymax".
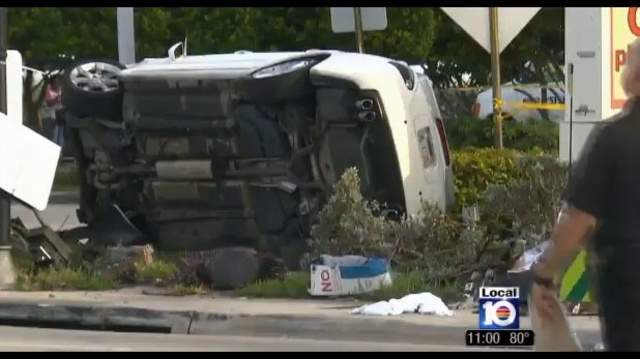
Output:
[
  {"xmin": 1, "ymin": 50, "xmax": 60, "ymax": 210},
  {"xmin": 330, "ymin": 7, "xmax": 388, "ymax": 33},
  {"xmin": 0, "ymin": 115, "xmax": 60, "ymax": 210},
  {"xmin": 4, "ymin": 50, "xmax": 23, "ymax": 125},
  {"xmin": 441, "ymin": 7, "xmax": 541, "ymax": 54}
]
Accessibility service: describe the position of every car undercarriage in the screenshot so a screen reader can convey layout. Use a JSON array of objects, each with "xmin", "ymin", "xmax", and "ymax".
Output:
[{"xmin": 63, "ymin": 54, "xmax": 408, "ymax": 269}]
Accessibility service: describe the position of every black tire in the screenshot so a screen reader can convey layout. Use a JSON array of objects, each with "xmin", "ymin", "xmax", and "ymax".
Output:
[{"xmin": 62, "ymin": 58, "xmax": 126, "ymax": 120}]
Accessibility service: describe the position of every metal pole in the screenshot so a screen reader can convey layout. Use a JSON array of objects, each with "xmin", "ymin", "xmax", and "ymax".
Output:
[
  {"xmin": 117, "ymin": 7, "xmax": 136, "ymax": 65},
  {"xmin": 0, "ymin": 6, "xmax": 15, "ymax": 290},
  {"xmin": 568, "ymin": 63, "xmax": 574, "ymax": 181},
  {"xmin": 0, "ymin": 7, "xmax": 10, "ymax": 247},
  {"xmin": 489, "ymin": 7, "xmax": 503, "ymax": 149},
  {"xmin": 353, "ymin": 7, "xmax": 365, "ymax": 53}
]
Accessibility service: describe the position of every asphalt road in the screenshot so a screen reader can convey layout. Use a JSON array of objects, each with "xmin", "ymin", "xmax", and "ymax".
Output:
[{"xmin": 0, "ymin": 325, "xmax": 499, "ymax": 352}]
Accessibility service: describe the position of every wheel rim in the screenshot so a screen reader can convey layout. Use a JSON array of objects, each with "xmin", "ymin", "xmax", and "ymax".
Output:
[{"xmin": 69, "ymin": 62, "xmax": 121, "ymax": 93}]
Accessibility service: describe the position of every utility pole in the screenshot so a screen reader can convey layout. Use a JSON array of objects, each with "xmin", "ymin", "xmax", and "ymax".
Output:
[
  {"xmin": 0, "ymin": 6, "xmax": 16, "ymax": 290},
  {"xmin": 353, "ymin": 7, "xmax": 365, "ymax": 53},
  {"xmin": 489, "ymin": 7, "xmax": 504, "ymax": 149},
  {"xmin": 117, "ymin": 7, "xmax": 136, "ymax": 65}
]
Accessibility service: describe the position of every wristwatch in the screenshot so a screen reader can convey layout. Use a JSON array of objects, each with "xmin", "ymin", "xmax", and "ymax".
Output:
[{"xmin": 532, "ymin": 262, "xmax": 555, "ymax": 288}]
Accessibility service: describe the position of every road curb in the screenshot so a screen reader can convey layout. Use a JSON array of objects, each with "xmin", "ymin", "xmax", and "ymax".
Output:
[
  {"xmin": 0, "ymin": 301, "xmax": 466, "ymax": 345},
  {"xmin": 0, "ymin": 302, "xmax": 195, "ymax": 334}
]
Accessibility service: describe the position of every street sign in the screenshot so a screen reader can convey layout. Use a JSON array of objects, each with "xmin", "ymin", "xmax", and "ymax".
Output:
[
  {"xmin": 330, "ymin": 7, "xmax": 387, "ymax": 33},
  {"xmin": 441, "ymin": 7, "xmax": 541, "ymax": 54}
]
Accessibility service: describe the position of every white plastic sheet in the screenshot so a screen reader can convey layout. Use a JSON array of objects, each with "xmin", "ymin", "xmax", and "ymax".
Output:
[
  {"xmin": 509, "ymin": 240, "xmax": 551, "ymax": 273},
  {"xmin": 351, "ymin": 292, "xmax": 454, "ymax": 317}
]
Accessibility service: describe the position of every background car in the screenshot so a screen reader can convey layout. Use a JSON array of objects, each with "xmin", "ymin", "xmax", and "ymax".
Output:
[{"xmin": 473, "ymin": 83, "xmax": 565, "ymax": 123}]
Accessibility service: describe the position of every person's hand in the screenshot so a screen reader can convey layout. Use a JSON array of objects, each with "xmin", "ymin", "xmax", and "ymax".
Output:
[
  {"xmin": 531, "ymin": 281, "xmax": 558, "ymax": 322},
  {"xmin": 531, "ymin": 262, "xmax": 559, "ymax": 322}
]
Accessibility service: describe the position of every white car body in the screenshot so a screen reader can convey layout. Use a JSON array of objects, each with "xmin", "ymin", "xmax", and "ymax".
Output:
[
  {"xmin": 120, "ymin": 50, "xmax": 454, "ymax": 215},
  {"xmin": 474, "ymin": 83, "xmax": 565, "ymax": 122}
]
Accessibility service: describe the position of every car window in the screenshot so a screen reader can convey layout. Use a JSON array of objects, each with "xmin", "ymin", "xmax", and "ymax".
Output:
[{"xmin": 417, "ymin": 75, "xmax": 441, "ymax": 120}]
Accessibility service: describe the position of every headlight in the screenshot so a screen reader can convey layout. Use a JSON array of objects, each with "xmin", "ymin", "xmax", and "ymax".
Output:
[{"xmin": 251, "ymin": 57, "xmax": 322, "ymax": 79}]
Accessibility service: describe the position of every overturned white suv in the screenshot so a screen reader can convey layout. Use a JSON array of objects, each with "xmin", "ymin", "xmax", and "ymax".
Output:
[{"xmin": 62, "ymin": 45, "xmax": 455, "ymax": 268}]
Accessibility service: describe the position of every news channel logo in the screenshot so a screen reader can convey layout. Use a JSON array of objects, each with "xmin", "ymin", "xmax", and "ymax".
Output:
[{"xmin": 478, "ymin": 286, "xmax": 520, "ymax": 329}]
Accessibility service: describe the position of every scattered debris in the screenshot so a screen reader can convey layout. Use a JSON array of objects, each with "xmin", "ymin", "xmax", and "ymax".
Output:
[
  {"xmin": 9, "ymin": 219, "xmax": 31, "ymax": 256},
  {"xmin": 25, "ymin": 226, "xmax": 73, "ymax": 268},
  {"xmin": 309, "ymin": 255, "xmax": 392, "ymax": 296},
  {"xmin": 351, "ymin": 292, "xmax": 454, "ymax": 317}
]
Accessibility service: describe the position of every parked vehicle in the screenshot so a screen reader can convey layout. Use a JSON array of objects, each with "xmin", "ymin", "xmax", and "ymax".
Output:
[
  {"xmin": 473, "ymin": 83, "xmax": 565, "ymax": 122},
  {"xmin": 62, "ymin": 46, "xmax": 455, "ymax": 268}
]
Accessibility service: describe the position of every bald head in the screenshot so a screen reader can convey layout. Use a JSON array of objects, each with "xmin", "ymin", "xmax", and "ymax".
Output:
[{"xmin": 622, "ymin": 38, "xmax": 640, "ymax": 98}]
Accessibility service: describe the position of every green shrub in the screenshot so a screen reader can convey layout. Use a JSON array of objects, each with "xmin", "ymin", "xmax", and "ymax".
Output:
[
  {"xmin": 446, "ymin": 116, "xmax": 559, "ymax": 154},
  {"xmin": 310, "ymin": 168, "xmax": 492, "ymax": 282},
  {"xmin": 311, "ymin": 167, "xmax": 391, "ymax": 258},
  {"xmin": 480, "ymin": 154, "xmax": 568, "ymax": 249},
  {"xmin": 310, "ymin": 157, "xmax": 568, "ymax": 285},
  {"xmin": 452, "ymin": 148, "xmax": 521, "ymax": 208}
]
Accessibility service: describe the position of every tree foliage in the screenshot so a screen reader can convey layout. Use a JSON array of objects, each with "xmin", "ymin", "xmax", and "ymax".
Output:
[
  {"xmin": 7, "ymin": 7, "xmax": 437, "ymax": 65},
  {"xmin": 426, "ymin": 7, "xmax": 565, "ymax": 88},
  {"xmin": 7, "ymin": 7, "xmax": 564, "ymax": 89}
]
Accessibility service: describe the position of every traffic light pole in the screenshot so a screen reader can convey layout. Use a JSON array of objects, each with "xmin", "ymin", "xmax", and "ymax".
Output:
[
  {"xmin": 353, "ymin": 7, "xmax": 365, "ymax": 53},
  {"xmin": 0, "ymin": 6, "xmax": 16, "ymax": 290}
]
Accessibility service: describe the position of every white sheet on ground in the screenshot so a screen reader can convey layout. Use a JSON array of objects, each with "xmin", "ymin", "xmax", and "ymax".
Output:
[{"xmin": 351, "ymin": 292, "xmax": 454, "ymax": 317}]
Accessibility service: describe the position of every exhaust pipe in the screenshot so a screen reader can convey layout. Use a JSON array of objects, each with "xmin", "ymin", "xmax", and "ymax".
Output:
[
  {"xmin": 355, "ymin": 98, "xmax": 374, "ymax": 111},
  {"xmin": 357, "ymin": 110, "xmax": 376, "ymax": 122}
]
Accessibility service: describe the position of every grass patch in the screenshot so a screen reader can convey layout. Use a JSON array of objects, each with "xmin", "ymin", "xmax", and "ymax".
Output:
[
  {"xmin": 52, "ymin": 163, "xmax": 79, "ymax": 190},
  {"xmin": 236, "ymin": 271, "xmax": 464, "ymax": 304},
  {"xmin": 15, "ymin": 267, "xmax": 117, "ymax": 291},
  {"xmin": 135, "ymin": 260, "xmax": 178, "ymax": 284},
  {"xmin": 359, "ymin": 272, "xmax": 464, "ymax": 303},
  {"xmin": 236, "ymin": 272, "xmax": 310, "ymax": 299}
]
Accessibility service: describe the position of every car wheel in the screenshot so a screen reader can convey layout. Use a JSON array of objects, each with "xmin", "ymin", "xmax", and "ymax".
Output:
[{"xmin": 62, "ymin": 59, "xmax": 126, "ymax": 120}]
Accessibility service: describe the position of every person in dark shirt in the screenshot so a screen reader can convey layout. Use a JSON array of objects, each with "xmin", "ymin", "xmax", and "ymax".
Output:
[{"xmin": 532, "ymin": 38, "xmax": 640, "ymax": 351}]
